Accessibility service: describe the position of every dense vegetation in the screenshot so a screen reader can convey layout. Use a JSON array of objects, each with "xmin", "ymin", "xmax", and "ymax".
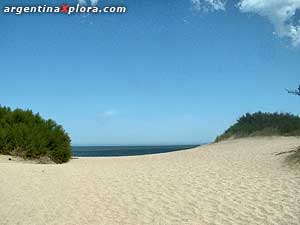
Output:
[
  {"xmin": 0, "ymin": 106, "xmax": 71, "ymax": 163},
  {"xmin": 215, "ymin": 112, "xmax": 300, "ymax": 142}
]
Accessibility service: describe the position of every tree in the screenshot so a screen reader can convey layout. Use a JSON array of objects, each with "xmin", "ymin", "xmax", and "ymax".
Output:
[
  {"xmin": 286, "ymin": 85, "xmax": 300, "ymax": 96},
  {"xmin": 215, "ymin": 112, "xmax": 300, "ymax": 142},
  {"xmin": 0, "ymin": 106, "xmax": 71, "ymax": 163},
  {"xmin": 285, "ymin": 85, "xmax": 300, "ymax": 163}
]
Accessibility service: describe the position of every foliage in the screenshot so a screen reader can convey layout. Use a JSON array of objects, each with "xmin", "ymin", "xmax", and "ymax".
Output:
[
  {"xmin": 215, "ymin": 112, "xmax": 300, "ymax": 142},
  {"xmin": 286, "ymin": 85, "xmax": 300, "ymax": 164},
  {"xmin": 0, "ymin": 106, "xmax": 71, "ymax": 163}
]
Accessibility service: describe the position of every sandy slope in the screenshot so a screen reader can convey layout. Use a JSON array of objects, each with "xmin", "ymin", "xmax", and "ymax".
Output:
[{"xmin": 1, "ymin": 137, "xmax": 300, "ymax": 225}]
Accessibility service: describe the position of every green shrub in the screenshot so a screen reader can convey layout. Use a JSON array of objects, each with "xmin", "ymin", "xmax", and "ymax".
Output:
[
  {"xmin": 216, "ymin": 112, "xmax": 300, "ymax": 142},
  {"xmin": 0, "ymin": 106, "xmax": 71, "ymax": 163}
]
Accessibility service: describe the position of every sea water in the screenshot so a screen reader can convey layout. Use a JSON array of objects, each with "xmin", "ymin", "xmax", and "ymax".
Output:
[{"xmin": 72, "ymin": 145, "xmax": 200, "ymax": 157}]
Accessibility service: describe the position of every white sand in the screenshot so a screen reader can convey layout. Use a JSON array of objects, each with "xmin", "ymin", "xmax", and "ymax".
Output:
[{"xmin": 1, "ymin": 137, "xmax": 300, "ymax": 225}]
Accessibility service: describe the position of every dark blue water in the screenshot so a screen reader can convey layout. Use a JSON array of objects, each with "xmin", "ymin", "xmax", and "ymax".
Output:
[{"xmin": 72, "ymin": 145, "xmax": 200, "ymax": 157}]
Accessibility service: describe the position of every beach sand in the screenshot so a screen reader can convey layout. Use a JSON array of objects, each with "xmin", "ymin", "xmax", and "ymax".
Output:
[{"xmin": 1, "ymin": 137, "xmax": 300, "ymax": 225}]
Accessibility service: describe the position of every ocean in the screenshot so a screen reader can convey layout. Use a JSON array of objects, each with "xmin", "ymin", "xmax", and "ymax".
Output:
[{"xmin": 72, "ymin": 145, "xmax": 200, "ymax": 157}]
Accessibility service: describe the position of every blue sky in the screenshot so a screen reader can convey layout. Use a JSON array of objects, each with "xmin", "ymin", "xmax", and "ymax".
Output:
[{"xmin": 0, "ymin": 0, "xmax": 300, "ymax": 145}]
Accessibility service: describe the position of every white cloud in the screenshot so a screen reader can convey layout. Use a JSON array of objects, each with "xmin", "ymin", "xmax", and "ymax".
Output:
[
  {"xmin": 191, "ymin": 0, "xmax": 227, "ymax": 12},
  {"xmin": 78, "ymin": 0, "xmax": 87, "ymax": 5},
  {"xmin": 98, "ymin": 109, "xmax": 118, "ymax": 118},
  {"xmin": 238, "ymin": 0, "xmax": 300, "ymax": 46},
  {"xmin": 191, "ymin": 0, "xmax": 300, "ymax": 47},
  {"xmin": 78, "ymin": 0, "xmax": 99, "ymax": 6},
  {"xmin": 90, "ymin": 0, "xmax": 99, "ymax": 6}
]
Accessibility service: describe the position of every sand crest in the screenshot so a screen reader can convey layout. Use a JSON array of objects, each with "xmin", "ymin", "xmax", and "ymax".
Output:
[{"xmin": 1, "ymin": 137, "xmax": 300, "ymax": 225}]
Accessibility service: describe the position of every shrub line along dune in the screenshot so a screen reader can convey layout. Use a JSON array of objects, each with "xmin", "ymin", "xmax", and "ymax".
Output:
[
  {"xmin": 216, "ymin": 112, "xmax": 300, "ymax": 141},
  {"xmin": 216, "ymin": 111, "xmax": 300, "ymax": 163},
  {"xmin": 0, "ymin": 106, "xmax": 71, "ymax": 163},
  {"xmin": 1, "ymin": 107, "xmax": 300, "ymax": 164}
]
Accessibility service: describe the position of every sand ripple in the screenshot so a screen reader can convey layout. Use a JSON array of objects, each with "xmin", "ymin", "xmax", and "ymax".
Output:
[{"xmin": 1, "ymin": 137, "xmax": 300, "ymax": 225}]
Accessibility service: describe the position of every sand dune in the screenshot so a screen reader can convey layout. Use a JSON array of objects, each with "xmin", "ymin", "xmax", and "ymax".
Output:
[{"xmin": 1, "ymin": 137, "xmax": 300, "ymax": 225}]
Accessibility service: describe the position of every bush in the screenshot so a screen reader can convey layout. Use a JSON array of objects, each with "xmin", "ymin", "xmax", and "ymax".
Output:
[
  {"xmin": 216, "ymin": 112, "xmax": 300, "ymax": 142},
  {"xmin": 0, "ymin": 106, "xmax": 71, "ymax": 163}
]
